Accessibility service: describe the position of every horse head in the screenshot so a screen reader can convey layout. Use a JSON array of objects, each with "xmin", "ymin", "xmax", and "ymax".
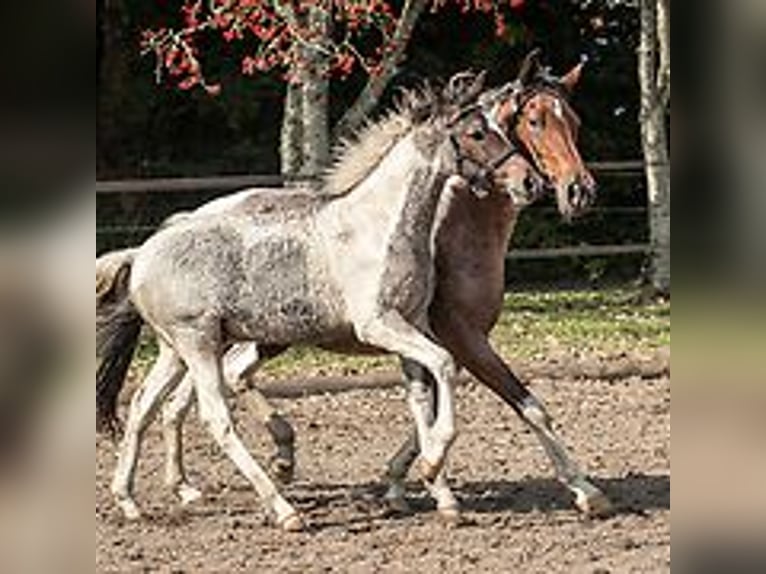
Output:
[{"xmin": 488, "ymin": 49, "xmax": 597, "ymax": 220}]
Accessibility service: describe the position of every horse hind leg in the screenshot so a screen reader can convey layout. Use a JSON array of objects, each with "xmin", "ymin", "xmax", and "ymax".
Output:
[
  {"xmin": 161, "ymin": 374, "xmax": 203, "ymax": 506},
  {"xmin": 248, "ymin": 391, "xmax": 296, "ymax": 484},
  {"xmin": 226, "ymin": 343, "xmax": 295, "ymax": 483},
  {"xmin": 111, "ymin": 340, "xmax": 186, "ymax": 520},
  {"xmin": 161, "ymin": 342, "xmax": 295, "ymax": 507},
  {"xmin": 175, "ymin": 333, "xmax": 303, "ymax": 531}
]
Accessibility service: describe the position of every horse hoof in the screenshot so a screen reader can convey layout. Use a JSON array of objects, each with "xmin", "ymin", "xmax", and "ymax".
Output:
[
  {"xmin": 384, "ymin": 495, "xmax": 411, "ymax": 515},
  {"xmin": 418, "ymin": 458, "xmax": 441, "ymax": 483},
  {"xmin": 437, "ymin": 505, "xmax": 462, "ymax": 526},
  {"xmin": 177, "ymin": 484, "xmax": 203, "ymax": 506},
  {"xmin": 270, "ymin": 458, "xmax": 295, "ymax": 485},
  {"xmin": 575, "ymin": 487, "xmax": 613, "ymax": 518},
  {"xmin": 278, "ymin": 512, "xmax": 305, "ymax": 533},
  {"xmin": 116, "ymin": 497, "xmax": 142, "ymax": 521}
]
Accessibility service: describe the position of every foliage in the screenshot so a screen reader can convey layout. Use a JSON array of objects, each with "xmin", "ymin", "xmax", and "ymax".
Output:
[
  {"xmin": 98, "ymin": 0, "xmax": 642, "ymax": 177},
  {"xmin": 141, "ymin": 0, "xmax": 526, "ymax": 94}
]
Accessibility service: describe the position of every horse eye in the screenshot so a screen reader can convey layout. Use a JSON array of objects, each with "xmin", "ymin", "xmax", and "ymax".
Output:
[{"xmin": 468, "ymin": 129, "xmax": 486, "ymax": 141}]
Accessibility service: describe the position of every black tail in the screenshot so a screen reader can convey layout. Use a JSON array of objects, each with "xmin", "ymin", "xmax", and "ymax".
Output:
[{"xmin": 96, "ymin": 262, "xmax": 142, "ymax": 438}]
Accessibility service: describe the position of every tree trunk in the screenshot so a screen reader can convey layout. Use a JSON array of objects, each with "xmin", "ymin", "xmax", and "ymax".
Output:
[
  {"xmin": 639, "ymin": 0, "xmax": 670, "ymax": 295},
  {"xmin": 298, "ymin": 5, "xmax": 331, "ymax": 178},
  {"xmin": 658, "ymin": 0, "xmax": 670, "ymax": 103},
  {"xmin": 278, "ymin": 0, "xmax": 428, "ymax": 178},
  {"xmin": 280, "ymin": 81, "xmax": 303, "ymax": 178}
]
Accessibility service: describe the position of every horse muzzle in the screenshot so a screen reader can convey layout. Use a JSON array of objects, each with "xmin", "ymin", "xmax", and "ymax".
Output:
[{"xmin": 558, "ymin": 176, "xmax": 596, "ymax": 219}]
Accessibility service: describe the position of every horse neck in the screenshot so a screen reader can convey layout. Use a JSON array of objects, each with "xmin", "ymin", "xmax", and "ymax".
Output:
[
  {"xmin": 327, "ymin": 128, "xmax": 448, "ymax": 240},
  {"xmin": 436, "ymin": 189, "xmax": 521, "ymax": 249}
]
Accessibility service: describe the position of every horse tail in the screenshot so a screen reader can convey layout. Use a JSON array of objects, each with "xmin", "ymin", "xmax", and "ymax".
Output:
[
  {"xmin": 96, "ymin": 248, "xmax": 137, "ymax": 313},
  {"xmin": 96, "ymin": 211, "xmax": 189, "ymax": 309},
  {"xmin": 96, "ymin": 259, "xmax": 142, "ymax": 438}
]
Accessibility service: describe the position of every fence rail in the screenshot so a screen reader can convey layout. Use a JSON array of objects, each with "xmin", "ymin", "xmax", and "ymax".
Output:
[
  {"xmin": 96, "ymin": 161, "xmax": 651, "ymax": 260},
  {"xmin": 94, "ymin": 160, "xmax": 647, "ymax": 195},
  {"xmin": 506, "ymin": 244, "xmax": 649, "ymax": 260}
]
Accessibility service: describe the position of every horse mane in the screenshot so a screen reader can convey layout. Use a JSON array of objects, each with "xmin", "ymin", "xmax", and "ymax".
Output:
[{"xmin": 320, "ymin": 85, "xmax": 439, "ymax": 197}]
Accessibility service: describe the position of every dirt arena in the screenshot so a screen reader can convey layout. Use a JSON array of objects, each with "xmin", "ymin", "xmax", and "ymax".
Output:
[{"xmin": 97, "ymin": 368, "xmax": 670, "ymax": 573}]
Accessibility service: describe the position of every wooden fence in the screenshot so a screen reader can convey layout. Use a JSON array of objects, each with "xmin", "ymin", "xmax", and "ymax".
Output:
[{"xmin": 96, "ymin": 160, "xmax": 651, "ymax": 260}]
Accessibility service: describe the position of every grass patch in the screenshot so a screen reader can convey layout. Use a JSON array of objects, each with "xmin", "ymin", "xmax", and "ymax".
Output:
[
  {"xmin": 491, "ymin": 288, "xmax": 669, "ymax": 361},
  {"xmin": 129, "ymin": 288, "xmax": 669, "ymax": 378}
]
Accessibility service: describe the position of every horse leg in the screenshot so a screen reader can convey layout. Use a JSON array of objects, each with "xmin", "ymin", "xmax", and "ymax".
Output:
[
  {"xmin": 161, "ymin": 342, "xmax": 295, "ymax": 501},
  {"xmin": 161, "ymin": 374, "xmax": 204, "ymax": 505},
  {"xmin": 382, "ymin": 359, "xmax": 459, "ymax": 520},
  {"xmin": 174, "ymin": 332, "xmax": 303, "ymax": 531},
  {"xmin": 111, "ymin": 340, "xmax": 186, "ymax": 520},
  {"xmin": 382, "ymin": 431, "xmax": 418, "ymax": 512},
  {"xmin": 356, "ymin": 313, "xmax": 458, "ymax": 483},
  {"xmin": 402, "ymin": 358, "xmax": 460, "ymax": 520},
  {"xmin": 433, "ymin": 314, "xmax": 613, "ymax": 517},
  {"xmin": 234, "ymin": 344, "xmax": 295, "ymax": 483}
]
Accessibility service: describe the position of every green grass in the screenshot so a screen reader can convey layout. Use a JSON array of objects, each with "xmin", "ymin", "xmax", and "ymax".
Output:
[
  {"xmin": 491, "ymin": 288, "xmax": 669, "ymax": 361},
  {"xmin": 132, "ymin": 288, "xmax": 669, "ymax": 378}
]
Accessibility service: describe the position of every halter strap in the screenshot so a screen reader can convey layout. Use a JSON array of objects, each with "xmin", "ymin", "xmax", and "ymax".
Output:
[
  {"xmin": 503, "ymin": 81, "xmax": 573, "ymax": 186},
  {"xmin": 448, "ymin": 127, "xmax": 520, "ymax": 192}
]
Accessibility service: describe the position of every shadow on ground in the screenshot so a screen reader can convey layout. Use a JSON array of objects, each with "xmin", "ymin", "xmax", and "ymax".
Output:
[{"xmin": 277, "ymin": 472, "xmax": 669, "ymax": 529}]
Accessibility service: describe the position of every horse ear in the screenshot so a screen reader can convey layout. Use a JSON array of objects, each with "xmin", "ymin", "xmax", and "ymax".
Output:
[
  {"xmin": 444, "ymin": 70, "xmax": 486, "ymax": 109},
  {"xmin": 458, "ymin": 70, "xmax": 486, "ymax": 108},
  {"xmin": 516, "ymin": 48, "xmax": 542, "ymax": 85},
  {"xmin": 559, "ymin": 57, "xmax": 586, "ymax": 93}
]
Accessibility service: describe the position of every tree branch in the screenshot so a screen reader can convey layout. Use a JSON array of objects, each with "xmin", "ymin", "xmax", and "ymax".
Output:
[{"xmin": 333, "ymin": 0, "xmax": 429, "ymax": 138}]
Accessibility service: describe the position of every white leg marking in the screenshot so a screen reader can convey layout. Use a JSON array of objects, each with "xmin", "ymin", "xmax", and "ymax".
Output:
[
  {"xmin": 357, "ymin": 313, "xmax": 458, "ymax": 480},
  {"xmin": 520, "ymin": 395, "xmax": 613, "ymax": 517},
  {"xmin": 162, "ymin": 375, "xmax": 202, "ymax": 505}
]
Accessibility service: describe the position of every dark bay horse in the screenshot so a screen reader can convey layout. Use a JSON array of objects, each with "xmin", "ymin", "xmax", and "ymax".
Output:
[
  {"xmin": 383, "ymin": 52, "xmax": 610, "ymax": 517},
  {"xmin": 97, "ymin": 73, "xmax": 527, "ymax": 530}
]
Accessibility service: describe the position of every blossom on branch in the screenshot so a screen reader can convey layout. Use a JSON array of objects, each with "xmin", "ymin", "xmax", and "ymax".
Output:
[{"xmin": 142, "ymin": 0, "xmax": 527, "ymax": 93}]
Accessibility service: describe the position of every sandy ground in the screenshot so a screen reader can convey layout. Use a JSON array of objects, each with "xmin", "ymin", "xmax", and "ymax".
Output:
[{"xmin": 96, "ymin": 372, "xmax": 670, "ymax": 573}]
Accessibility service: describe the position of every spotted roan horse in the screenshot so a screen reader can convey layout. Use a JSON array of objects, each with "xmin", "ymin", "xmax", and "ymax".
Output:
[{"xmin": 97, "ymin": 72, "xmax": 529, "ymax": 530}]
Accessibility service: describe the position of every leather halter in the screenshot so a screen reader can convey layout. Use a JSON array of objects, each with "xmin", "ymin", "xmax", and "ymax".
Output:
[
  {"xmin": 447, "ymin": 104, "xmax": 521, "ymax": 192},
  {"xmin": 484, "ymin": 79, "xmax": 572, "ymax": 189},
  {"xmin": 449, "ymin": 131, "xmax": 519, "ymax": 192},
  {"xmin": 446, "ymin": 79, "xmax": 573, "ymax": 194}
]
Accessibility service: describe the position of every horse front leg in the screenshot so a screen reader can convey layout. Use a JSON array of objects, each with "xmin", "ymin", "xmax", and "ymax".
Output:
[
  {"xmin": 432, "ymin": 313, "xmax": 613, "ymax": 518},
  {"xmin": 381, "ymin": 358, "xmax": 460, "ymax": 521},
  {"xmin": 356, "ymin": 312, "xmax": 458, "ymax": 482}
]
